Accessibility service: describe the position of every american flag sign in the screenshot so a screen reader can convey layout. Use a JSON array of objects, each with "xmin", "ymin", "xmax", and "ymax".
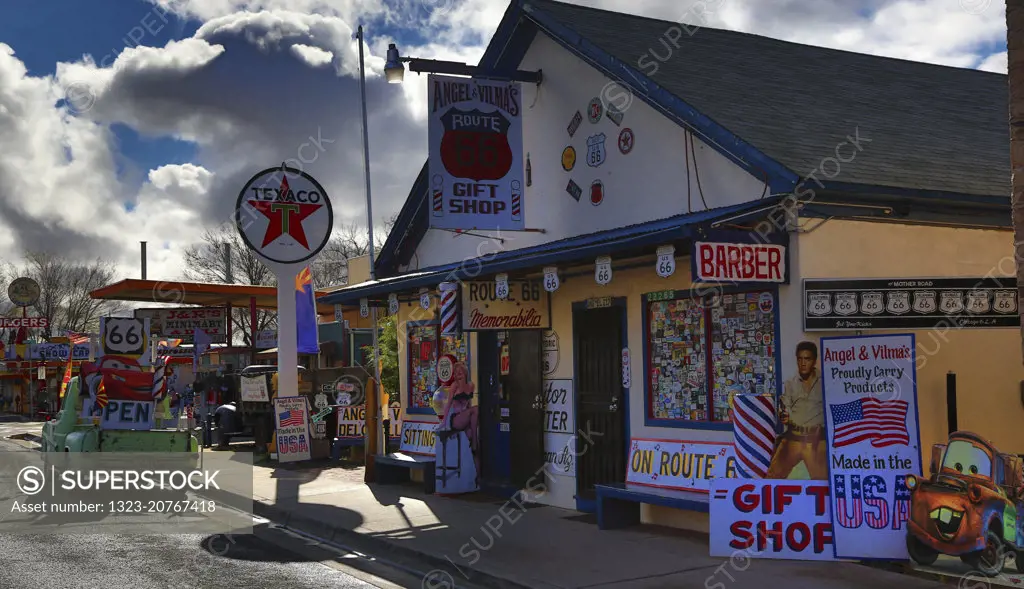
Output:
[
  {"xmin": 829, "ymin": 398, "xmax": 909, "ymax": 448},
  {"xmin": 279, "ymin": 409, "xmax": 305, "ymax": 428},
  {"xmin": 732, "ymin": 393, "xmax": 777, "ymax": 478}
]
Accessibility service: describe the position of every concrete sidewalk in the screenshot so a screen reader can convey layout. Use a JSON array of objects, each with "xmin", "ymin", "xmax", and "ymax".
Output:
[{"xmin": 205, "ymin": 457, "xmax": 948, "ymax": 589}]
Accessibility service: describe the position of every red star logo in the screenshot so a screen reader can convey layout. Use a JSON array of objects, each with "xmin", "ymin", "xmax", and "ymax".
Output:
[{"xmin": 249, "ymin": 176, "xmax": 321, "ymax": 249}]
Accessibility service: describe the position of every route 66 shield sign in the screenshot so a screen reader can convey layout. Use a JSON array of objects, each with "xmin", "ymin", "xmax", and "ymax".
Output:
[
  {"xmin": 543, "ymin": 267, "xmax": 559, "ymax": 292},
  {"xmin": 993, "ymin": 290, "xmax": 1017, "ymax": 314},
  {"xmin": 419, "ymin": 288, "xmax": 431, "ymax": 310},
  {"xmin": 834, "ymin": 293, "xmax": 858, "ymax": 315},
  {"xmin": 885, "ymin": 291, "xmax": 910, "ymax": 315},
  {"xmin": 912, "ymin": 290, "xmax": 937, "ymax": 314},
  {"xmin": 859, "ymin": 292, "xmax": 884, "ymax": 315},
  {"xmin": 966, "ymin": 291, "xmax": 990, "ymax": 314},
  {"xmin": 439, "ymin": 108, "xmax": 513, "ymax": 181},
  {"xmin": 388, "ymin": 293, "xmax": 399, "ymax": 315},
  {"xmin": 586, "ymin": 133, "xmax": 607, "ymax": 167},
  {"xmin": 655, "ymin": 245, "xmax": 675, "ymax": 278},
  {"xmin": 939, "ymin": 291, "xmax": 964, "ymax": 314},
  {"xmin": 806, "ymin": 292, "xmax": 832, "ymax": 316},
  {"xmin": 595, "ymin": 256, "xmax": 612, "ymax": 285}
]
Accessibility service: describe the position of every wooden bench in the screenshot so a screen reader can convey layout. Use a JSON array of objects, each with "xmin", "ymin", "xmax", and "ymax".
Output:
[
  {"xmin": 595, "ymin": 482, "xmax": 709, "ymax": 530},
  {"xmin": 375, "ymin": 452, "xmax": 436, "ymax": 494}
]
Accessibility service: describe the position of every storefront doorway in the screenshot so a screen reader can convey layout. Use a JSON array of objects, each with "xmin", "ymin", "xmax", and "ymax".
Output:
[
  {"xmin": 572, "ymin": 298, "xmax": 628, "ymax": 512},
  {"xmin": 477, "ymin": 330, "xmax": 546, "ymax": 495}
]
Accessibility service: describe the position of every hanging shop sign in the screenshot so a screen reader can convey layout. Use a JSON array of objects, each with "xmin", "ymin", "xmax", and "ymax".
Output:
[
  {"xmin": 134, "ymin": 307, "xmax": 227, "ymax": 344},
  {"xmin": 803, "ymin": 277, "xmax": 1019, "ymax": 330},
  {"xmin": 399, "ymin": 421, "xmax": 438, "ymax": 456},
  {"xmin": 820, "ymin": 333, "xmax": 922, "ymax": 560},
  {"xmin": 388, "ymin": 293, "xmax": 399, "ymax": 315},
  {"xmin": 100, "ymin": 316, "xmax": 150, "ymax": 358},
  {"xmin": 656, "ymin": 245, "xmax": 675, "ymax": 278},
  {"xmin": 692, "ymin": 241, "xmax": 786, "ymax": 284},
  {"xmin": 460, "ymin": 280, "xmax": 550, "ymax": 331},
  {"xmin": 542, "ymin": 330, "xmax": 559, "ymax": 376},
  {"xmin": 543, "ymin": 266, "xmax": 559, "ymax": 292},
  {"xmin": 595, "ymin": 256, "xmax": 612, "ymax": 285},
  {"xmin": 274, "ymin": 395, "xmax": 312, "ymax": 463},
  {"xmin": 710, "ymin": 479, "xmax": 836, "ymax": 561},
  {"xmin": 427, "ymin": 74, "xmax": 524, "ymax": 231},
  {"xmin": 0, "ymin": 317, "xmax": 48, "ymax": 329},
  {"xmin": 627, "ymin": 438, "xmax": 741, "ymax": 492},
  {"xmin": 7, "ymin": 277, "xmax": 40, "ymax": 307}
]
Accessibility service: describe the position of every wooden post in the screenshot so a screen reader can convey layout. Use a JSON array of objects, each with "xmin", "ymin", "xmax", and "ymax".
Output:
[{"xmin": 364, "ymin": 375, "xmax": 377, "ymax": 482}]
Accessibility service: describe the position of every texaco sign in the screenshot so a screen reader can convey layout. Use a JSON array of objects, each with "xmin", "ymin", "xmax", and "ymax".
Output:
[{"xmin": 235, "ymin": 166, "xmax": 334, "ymax": 265}]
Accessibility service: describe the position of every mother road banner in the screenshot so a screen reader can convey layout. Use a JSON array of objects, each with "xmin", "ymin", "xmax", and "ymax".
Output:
[{"xmin": 821, "ymin": 334, "xmax": 922, "ymax": 559}]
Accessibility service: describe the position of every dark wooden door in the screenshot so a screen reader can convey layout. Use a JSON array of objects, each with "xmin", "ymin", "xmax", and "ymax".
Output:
[
  {"xmin": 507, "ymin": 330, "xmax": 545, "ymax": 487},
  {"xmin": 574, "ymin": 306, "xmax": 626, "ymax": 503}
]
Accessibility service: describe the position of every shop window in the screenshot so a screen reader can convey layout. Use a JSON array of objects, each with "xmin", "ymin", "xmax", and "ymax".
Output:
[
  {"xmin": 645, "ymin": 288, "xmax": 778, "ymax": 427},
  {"xmin": 407, "ymin": 323, "xmax": 469, "ymax": 414}
]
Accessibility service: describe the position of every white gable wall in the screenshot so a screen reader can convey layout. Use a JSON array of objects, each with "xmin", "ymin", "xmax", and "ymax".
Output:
[{"xmin": 403, "ymin": 32, "xmax": 769, "ymax": 271}]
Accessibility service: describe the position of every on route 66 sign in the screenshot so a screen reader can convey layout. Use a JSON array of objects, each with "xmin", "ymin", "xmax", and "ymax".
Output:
[
  {"xmin": 595, "ymin": 256, "xmax": 612, "ymax": 285},
  {"xmin": 656, "ymin": 245, "xmax": 675, "ymax": 278},
  {"xmin": 543, "ymin": 267, "xmax": 560, "ymax": 292},
  {"xmin": 495, "ymin": 273, "xmax": 510, "ymax": 299},
  {"xmin": 100, "ymin": 316, "xmax": 150, "ymax": 357}
]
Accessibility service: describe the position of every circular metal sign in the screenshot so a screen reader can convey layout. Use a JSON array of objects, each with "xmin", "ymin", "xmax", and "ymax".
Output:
[
  {"xmin": 235, "ymin": 166, "xmax": 334, "ymax": 265},
  {"xmin": 437, "ymin": 354, "xmax": 457, "ymax": 386},
  {"xmin": 7, "ymin": 277, "xmax": 40, "ymax": 307}
]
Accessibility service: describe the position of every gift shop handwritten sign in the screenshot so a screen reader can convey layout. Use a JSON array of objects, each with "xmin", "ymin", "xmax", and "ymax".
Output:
[{"xmin": 626, "ymin": 438, "xmax": 740, "ymax": 492}]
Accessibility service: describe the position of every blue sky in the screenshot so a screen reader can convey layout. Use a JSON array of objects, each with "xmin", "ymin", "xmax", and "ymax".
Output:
[{"xmin": 1, "ymin": 0, "xmax": 202, "ymax": 176}]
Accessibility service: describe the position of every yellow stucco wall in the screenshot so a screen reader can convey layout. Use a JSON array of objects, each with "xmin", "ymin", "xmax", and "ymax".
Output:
[{"xmin": 797, "ymin": 220, "xmax": 1024, "ymax": 459}]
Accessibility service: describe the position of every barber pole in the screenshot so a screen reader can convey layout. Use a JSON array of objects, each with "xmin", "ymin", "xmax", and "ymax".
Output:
[
  {"xmin": 152, "ymin": 356, "xmax": 171, "ymax": 400},
  {"xmin": 439, "ymin": 282, "xmax": 459, "ymax": 335},
  {"xmin": 732, "ymin": 393, "xmax": 777, "ymax": 478},
  {"xmin": 432, "ymin": 175, "xmax": 444, "ymax": 217},
  {"xmin": 510, "ymin": 180, "xmax": 522, "ymax": 221}
]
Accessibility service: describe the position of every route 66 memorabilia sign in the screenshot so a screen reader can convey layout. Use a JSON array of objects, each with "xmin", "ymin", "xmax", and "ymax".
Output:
[
  {"xmin": 859, "ymin": 292, "xmax": 884, "ymax": 315},
  {"xmin": 885, "ymin": 291, "xmax": 910, "ymax": 315},
  {"xmin": 543, "ymin": 267, "xmax": 560, "ymax": 292},
  {"xmin": 419, "ymin": 288, "xmax": 431, "ymax": 310},
  {"xmin": 437, "ymin": 354, "xmax": 457, "ymax": 386},
  {"xmin": 586, "ymin": 133, "xmax": 607, "ymax": 167},
  {"xmin": 359, "ymin": 298, "xmax": 369, "ymax": 318},
  {"xmin": 495, "ymin": 273, "xmax": 510, "ymax": 299},
  {"xmin": 100, "ymin": 317, "xmax": 150, "ymax": 357},
  {"xmin": 966, "ymin": 291, "xmax": 990, "ymax": 314},
  {"xmin": 834, "ymin": 293, "xmax": 857, "ymax": 316},
  {"xmin": 656, "ymin": 245, "xmax": 675, "ymax": 278},
  {"xmin": 806, "ymin": 292, "xmax": 831, "ymax": 316},
  {"xmin": 388, "ymin": 293, "xmax": 399, "ymax": 315},
  {"xmin": 595, "ymin": 256, "xmax": 612, "ymax": 285},
  {"xmin": 993, "ymin": 290, "xmax": 1017, "ymax": 314},
  {"xmin": 939, "ymin": 291, "xmax": 964, "ymax": 314},
  {"xmin": 912, "ymin": 291, "xmax": 937, "ymax": 314}
]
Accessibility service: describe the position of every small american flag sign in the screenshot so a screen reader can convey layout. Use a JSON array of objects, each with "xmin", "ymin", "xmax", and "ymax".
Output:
[
  {"xmin": 279, "ymin": 409, "xmax": 305, "ymax": 428},
  {"xmin": 829, "ymin": 398, "xmax": 909, "ymax": 448}
]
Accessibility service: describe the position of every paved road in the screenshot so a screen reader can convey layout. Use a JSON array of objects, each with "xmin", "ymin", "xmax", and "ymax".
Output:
[{"xmin": 0, "ymin": 423, "xmax": 434, "ymax": 589}]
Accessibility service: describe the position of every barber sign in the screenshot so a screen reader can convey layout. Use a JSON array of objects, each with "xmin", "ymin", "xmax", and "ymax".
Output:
[{"xmin": 693, "ymin": 241, "xmax": 786, "ymax": 283}]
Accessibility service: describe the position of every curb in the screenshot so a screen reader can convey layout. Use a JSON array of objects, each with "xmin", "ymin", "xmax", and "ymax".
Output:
[{"xmin": 204, "ymin": 487, "xmax": 537, "ymax": 589}]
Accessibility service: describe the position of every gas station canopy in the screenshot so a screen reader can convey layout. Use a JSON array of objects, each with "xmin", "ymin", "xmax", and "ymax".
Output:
[{"xmin": 90, "ymin": 279, "xmax": 341, "ymax": 315}]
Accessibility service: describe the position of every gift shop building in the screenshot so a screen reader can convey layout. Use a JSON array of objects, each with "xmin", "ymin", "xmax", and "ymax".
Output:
[{"xmin": 322, "ymin": 0, "xmax": 1022, "ymax": 528}]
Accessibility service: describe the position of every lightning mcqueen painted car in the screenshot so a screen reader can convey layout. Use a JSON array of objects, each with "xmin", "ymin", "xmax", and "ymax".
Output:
[
  {"xmin": 906, "ymin": 431, "xmax": 1024, "ymax": 577},
  {"xmin": 80, "ymin": 355, "xmax": 156, "ymax": 402}
]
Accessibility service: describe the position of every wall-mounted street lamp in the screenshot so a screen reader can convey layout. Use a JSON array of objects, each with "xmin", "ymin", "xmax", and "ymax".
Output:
[{"xmin": 383, "ymin": 42, "xmax": 543, "ymax": 85}]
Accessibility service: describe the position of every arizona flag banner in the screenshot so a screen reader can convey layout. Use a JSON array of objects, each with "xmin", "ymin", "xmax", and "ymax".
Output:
[
  {"xmin": 60, "ymin": 333, "xmax": 89, "ymax": 400},
  {"xmin": 296, "ymin": 266, "xmax": 319, "ymax": 354}
]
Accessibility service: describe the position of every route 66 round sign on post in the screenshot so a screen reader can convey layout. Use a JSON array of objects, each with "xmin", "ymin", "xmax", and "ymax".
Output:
[
  {"xmin": 388, "ymin": 293, "xmax": 399, "ymax": 315},
  {"xmin": 595, "ymin": 256, "xmax": 612, "ymax": 286},
  {"xmin": 495, "ymin": 273, "xmax": 510, "ymax": 299},
  {"xmin": 100, "ymin": 316, "xmax": 150, "ymax": 358},
  {"xmin": 437, "ymin": 354, "xmax": 457, "ymax": 387},
  {"xmin": 543, "ymin": 267, "xmax": 559, "ymax": 292},
  {"xmin": 235, "ymin": 165, "xmax": 333, "ymax": 403},
  {"xmin": 656, "ymin": 245, "xmax": 676, "ymax": 278}
]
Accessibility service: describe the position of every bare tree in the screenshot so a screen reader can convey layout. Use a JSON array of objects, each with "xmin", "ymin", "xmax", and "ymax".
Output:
[{"xmin": 311, "ymin": 215, "xmax": 396, "ymax": 289}]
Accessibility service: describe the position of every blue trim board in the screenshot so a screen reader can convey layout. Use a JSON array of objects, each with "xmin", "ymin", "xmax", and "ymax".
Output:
[
  {"xmin": 570, "ymin": 296, "xmax": 630, "ymax": 513},
  {"xmin": 322, "ymin": 200, "xmax": 782, "ymax": 305},
  {"xmin": 641, "ymin": 284, "xmax": 780, "ymax": 432}
]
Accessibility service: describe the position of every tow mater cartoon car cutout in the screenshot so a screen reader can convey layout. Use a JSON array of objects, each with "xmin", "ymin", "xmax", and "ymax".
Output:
[
  {"xmin": 905, "ymin": 431, "xmax": 1024, "ymax": 576},
  {"xmin": 80, "ymin": 355, "xmax": 156, "ymax": 405}
]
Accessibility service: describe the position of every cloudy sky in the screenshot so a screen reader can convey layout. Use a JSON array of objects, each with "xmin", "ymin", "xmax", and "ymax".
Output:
[{"xmin": 0, "ymin": 0, "xmax": 1008, "ymax": 285}]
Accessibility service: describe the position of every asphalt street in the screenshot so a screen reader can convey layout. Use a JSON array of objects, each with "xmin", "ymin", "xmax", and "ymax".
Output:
[{"xmin": 0, "ymin": 424, "xmax": 440, "ymax": 589}]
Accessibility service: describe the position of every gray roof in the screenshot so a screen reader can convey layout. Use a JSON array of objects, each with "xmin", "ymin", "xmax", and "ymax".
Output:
[{"xmin": 531, "ymin": 0, "xmax": 1009, "ymax": 198}]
